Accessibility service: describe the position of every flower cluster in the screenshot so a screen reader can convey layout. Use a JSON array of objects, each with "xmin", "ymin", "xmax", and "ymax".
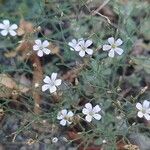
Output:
[
  {"xmin": 57, "ymin": 103, "xmax": 102, "ymax": 126},
  {"xmin": 68, "ymin": 39, "xmax": 93, "ymax": 57},
  {"xmin": 68, "ymin": 37, "xmax": 124, "ymax": 58},
  {"xmin": 136, "ymin": 100, "xmax": 150, "ymax": 120}
]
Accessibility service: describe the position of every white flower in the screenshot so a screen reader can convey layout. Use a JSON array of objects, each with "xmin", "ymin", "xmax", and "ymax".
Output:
[
  {"xmin": 102, "ymin": 37, "xmax": 124, "ymax": 57},
  {"xmin": 52, "ymin": 137, "xmax": 58, "ymax": 143},
  {"xmin": 0, "ymin": 20, "xmax": 18, "ymax": 36},
  {"xmin": 68, "ymin": 38, "xmax": 83, "ymax": 51},
  {"xmin": 82, "ymin": 103, "xmax": 102, "ymax": 122},
  {"xmin": 136, "ymin": 100, "xmax": 150, "ymax": 120},
  {"xmin": 42, "ymin": 73, "xmax": 62, "ymax": 93},
  {"xmin": 33, "ymin": 39, "xmax": 51, "ymax": 57},
  {"xmin": 57, "ymin": 109, "xmax": 74, "ymax": 126},
  {"xmin": 75, "ymin": 39, "xmax": 93, "ymax": 57}
]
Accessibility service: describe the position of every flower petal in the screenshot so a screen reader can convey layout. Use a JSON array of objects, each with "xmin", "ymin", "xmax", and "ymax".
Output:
[
  {"xmin": 55, "ymin": 79, "xmax": 62, "ymax": 86},
  {"xmin": 10, "ymin": 24, "xmax": 18, "ymax": 30},
  {"xmin": 67, "ymin": 111, "xmax": 74, "ymax": 117},
  {"xmin": 50, "ymin": 85, "xmax": 57, "ymax": 93},
  {"xmin": 114, "ymin": 48, "xmax": 124, "ymax": 55},
  {"xmin": 60, "ymin": 119, "xmax": 67, "ymax": 126},
  {"xmin": 74, "ymin": 45, "xmax": 81, "ymax": 51},
  {"xmin": 3, "ymin": 20, "xmax": 10, "ymax": 26},
  {"xmin": 37, "ymin": 50, "xmax": 43, "ymax": 57},
  {"xmin": 93, "ymin": 105, "xmax": 101, "ymax": 113},
  {"xmin": 43, "ymin": 40, "xmax": 49, "ymax": 47},
  {"xmin": 102, "ymin": 45, "xmax": 111, "ymax": 51},
  {"xmin": 42, "ymin": 84, "xmax": 50, "ymax": 91},
  {"xmin": 33, "ymin": 45, "xmax": 39, "ymax": 51},
  {"xmin": 82, "ymin": 108, "xmax": 90, "ymax": 115},
  {"xmin": 85, "ymin": 48, "xmax": 93, "ymax": 55},
  {"xmin": 85, "ymin": 103, "xmax": 92, "ymax": 111},
  {"xmin": 1, "ymin": 30, "xmax": 8, "ymax": 36},
  {"xmin": 61, "ymin": 109, "xmax": 67, "ymax": 116},
  {"xmin": 115, "ymin": 38, "xmax": 123, "ymax": 46},
  {"xmin": 136, "ymin": 103, "xmax": 142, "ymax": 110},
  {"xmin": 108, "ymin": 49, "xmax": 115, "ymax": 57},
  {"xmin": 78, "ymin": 40, "xmax": 85, "ymax": 47},
  {"xmin": 108, "ymin": 37, "xmax": 115, "ymax": 45},
  {"xmin": 35, "ymin": 39, "xmax": 42, "ymax": 46},
  {"xmin": 79, "ymin": 50, "xmax": 85, "ymax": 57},
  {"xmin": 93, "ymin": 114, "xmax": 101, "ymax": 120},
  {"xmin": 85, "ymin": 40, "xmax": 92, "ymax": 47},
  {"xmin": 137, "ymin": 111, "xmax": 143, "ymax": 118},
  {"xmin": 9, "ymin": 30, "xmax": 17, "ymax": 36},
  {"xmin": 143, "ymin": 100, "xmax": 150, "ymax": 109},
  {"xmin": 85, "ymin": 115, "xmax": 92, "ymax": 122},
  {"xmin": 51, "ymin": 73, "xmax": 57, "ymax": 81},
  {"xmin": 43, "ymin": 76, "xmax": 51, "ymax": 83},
  {"xmin": 0, "ymin": 23, "xmax": 5, "ymax": 29},
  {"xmin": 43, "ymin": 48, "xmax": 51, "ymax": 54},
  {"xmin": 144, "ymin": 114, "xmax": 150, "ymax": 120}
]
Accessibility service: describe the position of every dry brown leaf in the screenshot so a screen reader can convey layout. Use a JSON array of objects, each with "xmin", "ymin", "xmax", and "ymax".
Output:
[
  {"xmin": 48, "ymin": 43, "xmax": 60, "ymax": 54},
  {"xmin": 4, "ymin": 51, "xmax": 17, "ymax": 58},
  {"xmin": 17, "ymin": 19, "xmax": 35, "ymax": 36}
]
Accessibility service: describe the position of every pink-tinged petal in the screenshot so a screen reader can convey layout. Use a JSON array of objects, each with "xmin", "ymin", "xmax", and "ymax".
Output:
[
  {"xmin": 67, "ymin": 111, "xmax": 74, "ymax": 117},
  {"xmin": 33, "ymin": 45, "xmax": 39, "ymax": 51},
  {"xmin": 137, "ymin": 111, "xmax": 143, "ymax": 118},
  {"xmin": 143, "ymin": 100, "xmax": 150, "ymax": 109},
  {"xmin": 85, "ymin": 103, "xmax": 93, "ymax": 111},
  {"xmin": 108, "ymin": 49, "xmax": 115, "ymax": 57},
  {"xmin": 0, "ymin": 23, "xmax": 5, "ymax": 29},
  {"xmin": 115, "ymin": 38, "xmax": 123, "ymax": 46},
  {"xmin": 85, "ymin": 48, "xmax": 93, "ymax": 55},
  {"xmin": 1, "ymin": 30, "xmax": 8, "ymax": 36},
  {"xmin": 74, "ymin": 45, "xmax": 81, "ymax": 51},
  {"xmin": 43, "ymin": 48, "xmax": 51, "ymax": 54},
  {"xmin": 144, "ymin": 114, "xmax": 150, "ymax": 120},
  {"xmin": 114, "ymin": 48, "xmax": 124, "ymax": 55},
  {"xmin": 72, "ymin": 39, "xmax": 77, "ymax": 44},
  {"xmin": 93, "ymin": 114, "xmax": 101, "ymax": 120},
  {"xmin": 108, "ymin": 37, "xmax": 115, "ymax": 45},
  {"xmin": 79, "ymin": 50, "xmax": 85, "ymax": 57},
  {"xmin": 85, "ymin": 115, "xmax": 92, "ymax": 122},
  {"xmin": 9, "ymin": 30, "xmax": 17, "ymax": 36},
  {"xmin": 102, "ymin": 45, "xmax": 111, "ymax": 51},
  {"xmin": 85, "ymin": 40, "xmax": 93, "ymax": 47},
  {"xmin": 55, "ymin": 79, "xmax": 62, "ymax": 86},
  {"xmin": 37, "ymin": 50, "xmax": 43, "ymax": 57},
  {"xmin": 35, "ymin": 39, "xmax": 42, "ymax": 46},
  {"xmin": 78, "ymin": 40, "xmax": 85, "ymax": 47},
  {"xmin": 82, "ymin": 108, "xmax": 90, "ymax": 115},
  {"xmin": 43, "ymin": 76, "xmax": 51, "ymax": 83},
  {"xmin": 51, "ymin": 73, "xmax": 57, "ymax": 81},
  {"xmin": 136, "ymin": 103, "xmax": 142, "ymax": 110},
  {"xmin": 93, "ymin": 105, "xmax": 101, "ymax": 113},
  {"xmin": 50, "ymin": 85, "xmax": 57, "ymax": 93},
  {"xmin": 10, "ymin": 24, "xmax": 18, "ymax": 30},
  {"xmin": 60, "ymin": 119, "xmax": 67, "ymax": 126},
  {"xmin": 61, "ymin": 109, "xmax": 67, "ymax": 116},
  {"xmin": 42, "ymin": 40, "xmax": 49, "ymax": 47},
  {"xmin": 3, "ymin": 20, "xmax": 10, "ymax": 26},
  {"xmin": 42, "ymin": 84, "xmax": 50, "ymax": 92}
]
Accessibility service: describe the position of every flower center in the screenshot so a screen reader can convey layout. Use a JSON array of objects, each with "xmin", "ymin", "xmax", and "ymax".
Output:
[
  {"xmin": 111, "ymin": 44, "xmax": 116, "ymax": 49},
  {"xmin": 89, "ymin": 111, "xmax": 94, "ymax": 116},
  {"xmin": 142, "ymin": 108, "xmax": 146, "ymax": 114},
  {"xmin": 50, "ymin": 81, "xmax": 55, "ymax": 86}
]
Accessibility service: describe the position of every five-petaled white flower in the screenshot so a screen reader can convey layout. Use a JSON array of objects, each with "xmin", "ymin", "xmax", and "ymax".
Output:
[
  {"xmin": 82, "ymin": 103, "xmax": 102, "ymax": 122},
  {"xmin": 75, "ymin": 39, "xmax": 93, "ymax": 57},
  {"xmin": 102, "ymin": 37, "xmax": 124, "ymax": 58},
  {"xmin": 42, "ymin": 73, "xmax": 62, "ymax": 93},
  {"xmin": 0, "ymin": 20, "xmax": 18, "ymax": 36},
  {"xmin": 68, "ymin": 38, "xmax": 83, "ymax": 51},
  {"xmin": 57, "ymin": 109, "xmax": 74, "ymax": 126},
  {"xmin": 136, "ymin": 100, "xmax": 150, "ymax": 120},
  {"xmin": 33, "ymin": 39, "xmax": 51, "ymax": 57}
]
